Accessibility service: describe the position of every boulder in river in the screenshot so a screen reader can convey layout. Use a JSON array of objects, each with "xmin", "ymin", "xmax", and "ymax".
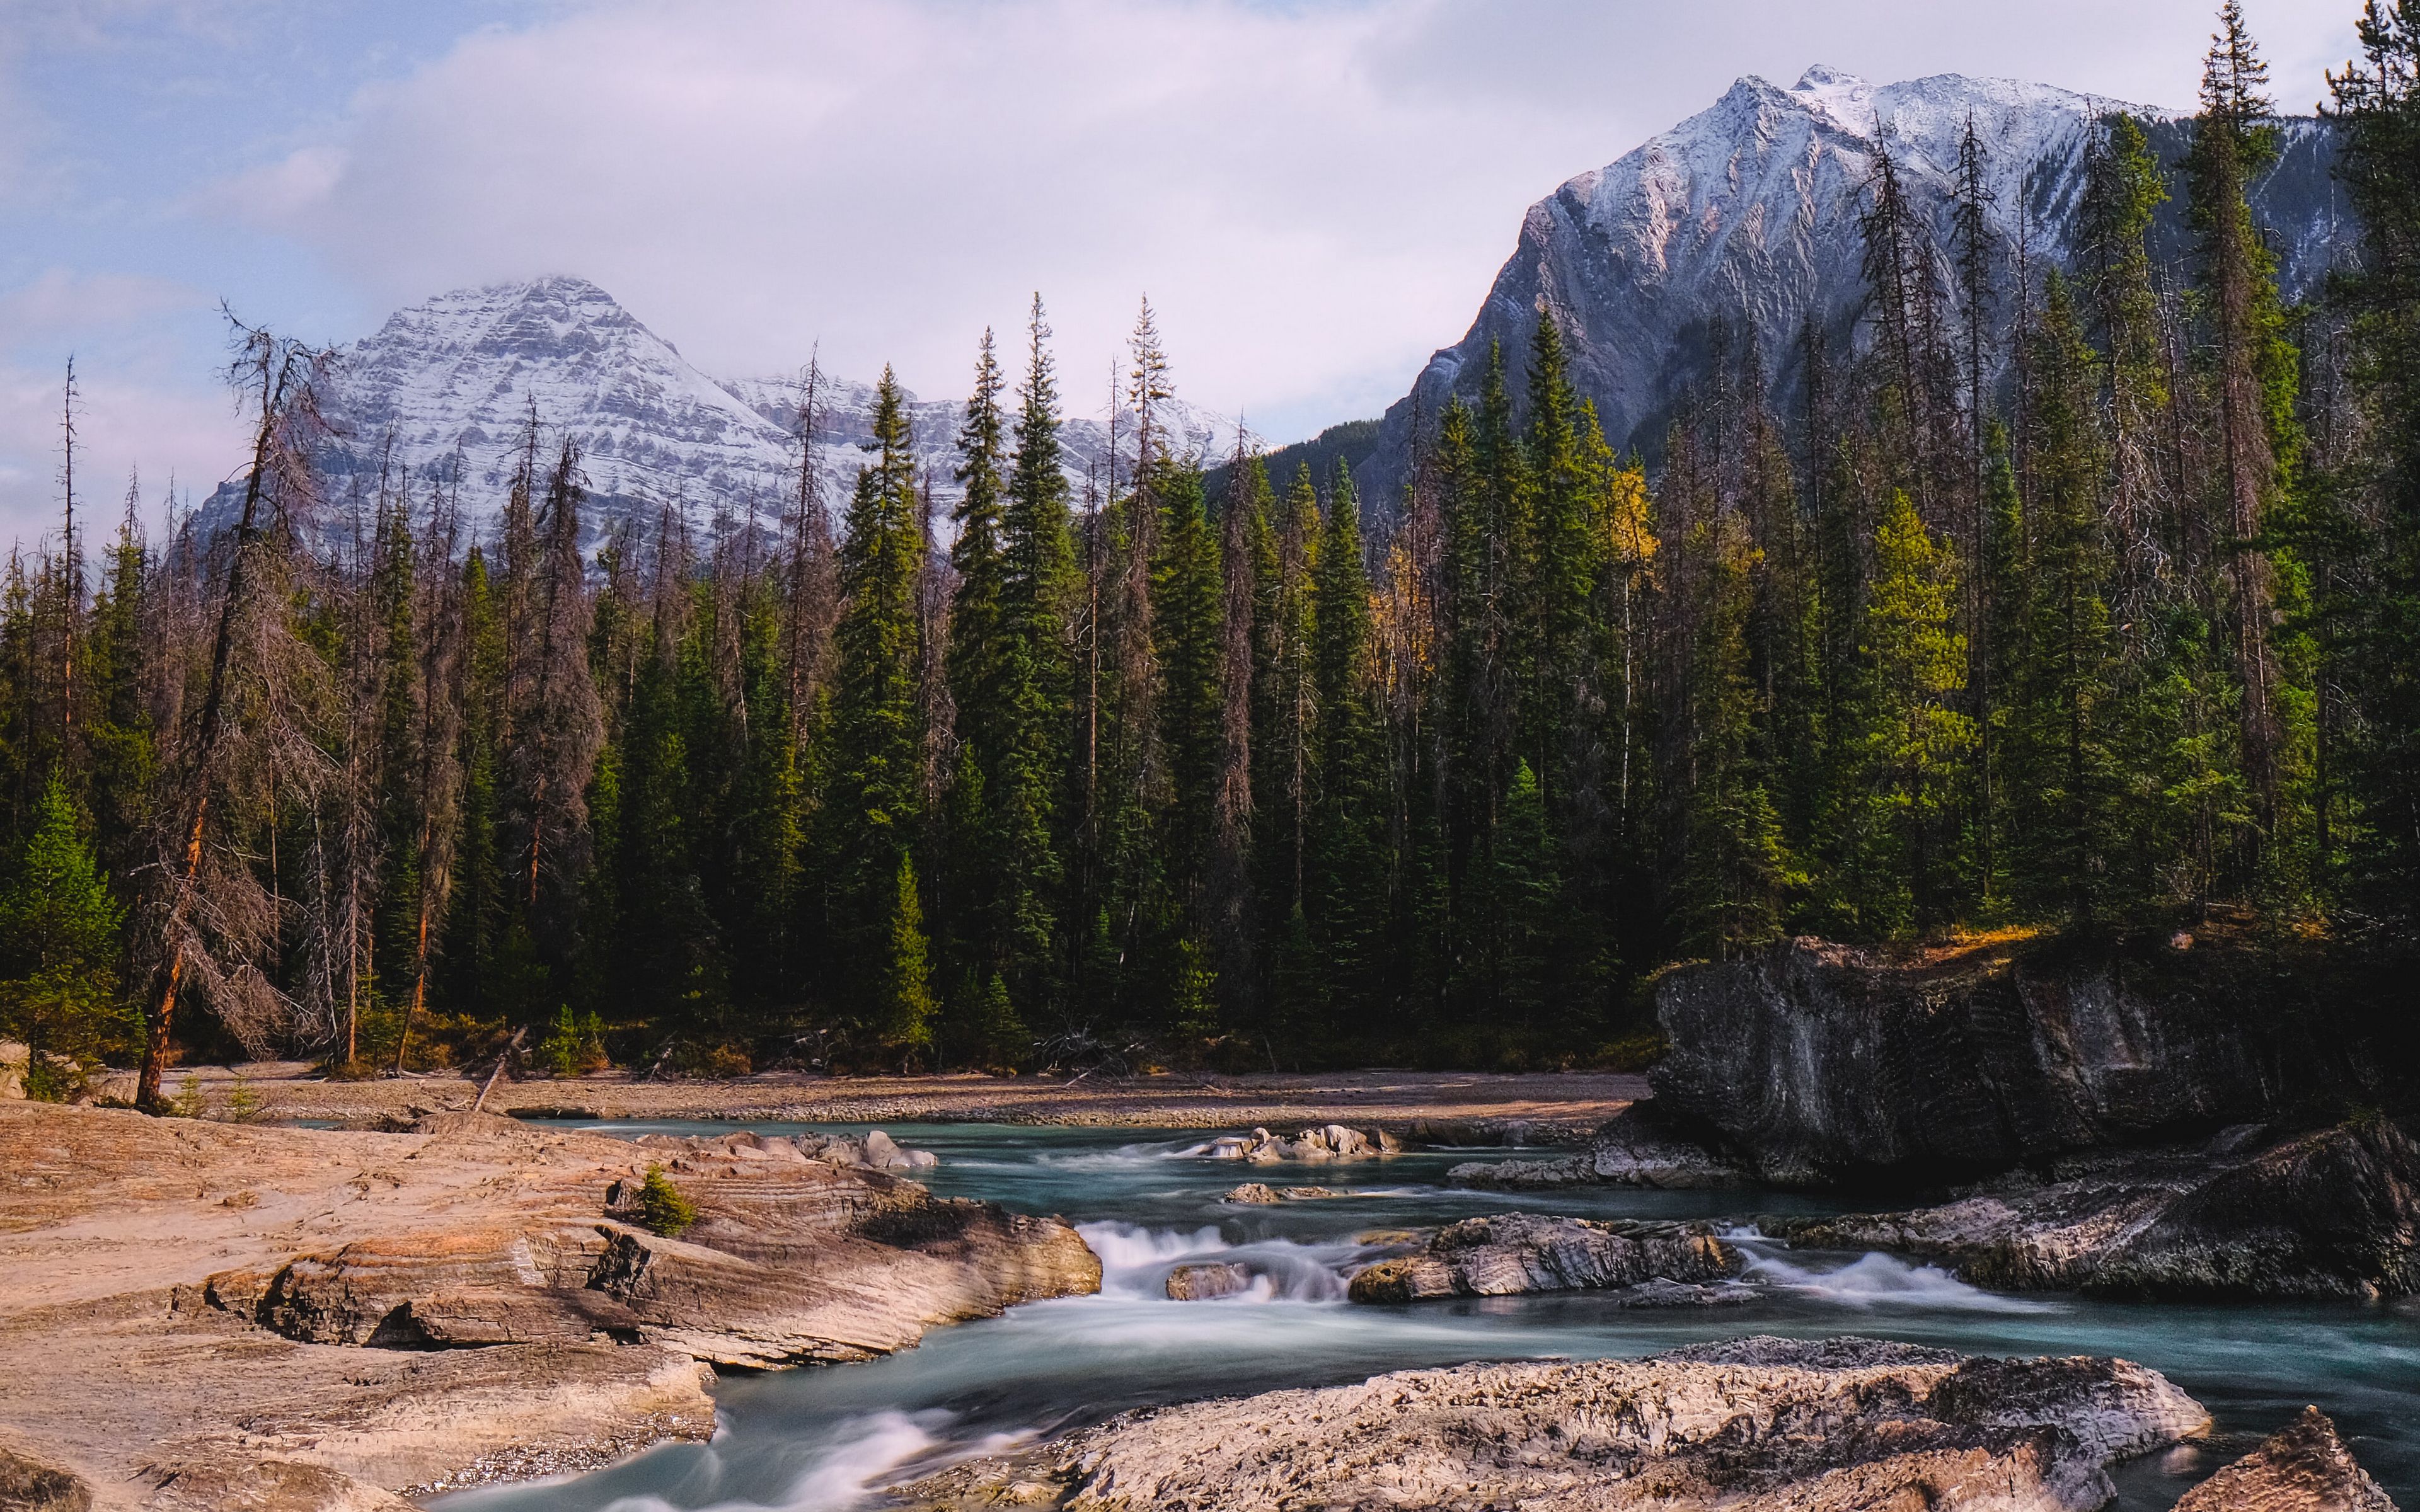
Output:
[
  {"xmin": 1771, "ymin": 1119, "xmax": 2420, "ymax": 1300},
  {"xmin": 1652, "ymin": 935, "xmax": 2387, "ymax": 1183},
  {"xmin": 1205, "ymin": 1123, "xmax": 1390, "ymax": 1162},
  {"xmin": 892, "ymin": 1335, "xmax": 2211, "ymax": 1512},
  {"xmin": 2172, "ymin": 1406, "xmax": 2399, "ymax": 1512},
  {"xmin": 1347, "ymin": 1213, "xmax": 1737, "ymax": 1302},
  {"xmin": 1163, "ymin": 1262, "xmax": 1252, "ymax": 1300}
]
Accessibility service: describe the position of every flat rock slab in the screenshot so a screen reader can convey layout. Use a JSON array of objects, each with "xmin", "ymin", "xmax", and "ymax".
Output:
[
  {"xmin": 895, "ymin": 1336, "xmax": 2212, "ymax": 1511},
  {"xmin": 0, "ymin": 1102, "xmax": 1097, "ymax": 1510},
  {"xmin": 178, "ymin": 1067, "xmax": 1648, "ymax": 1140}
]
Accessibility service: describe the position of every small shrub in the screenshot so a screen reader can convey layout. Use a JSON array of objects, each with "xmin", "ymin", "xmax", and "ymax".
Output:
[
  {"xmin": 169, "ymin": 1073, "xmax": 207, "ymax": 1119},
  {"xmin": 226, "ymin": 1072, "xmax": 262, "ymax": 1123},
  {"xmin": 638, "ymin": 1164, "xmax": 697, "ymax": 1237}
]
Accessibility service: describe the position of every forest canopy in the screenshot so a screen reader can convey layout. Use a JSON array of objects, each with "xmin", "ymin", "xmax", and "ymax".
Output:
[{"xmin": 3, "ymin": 2, "xmax": 2417, "ymax": 1104}]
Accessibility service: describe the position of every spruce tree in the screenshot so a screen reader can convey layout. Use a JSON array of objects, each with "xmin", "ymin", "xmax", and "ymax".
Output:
[
  {"xmin": 2325, "ymin": 0, "xmax": 2420, "ymax": 912},
  {"xmin": 1306, "ymin": 462, "xmax": 1388, "ymax": 1013},
  {"xmin": 821, "ymin": 370, "xmax": 927, "ymax": 1030},
  {"xmin": 0, "ymin": 774, "xmax": 128, "ymax": 1067},
  {"xmin": 1847, "ymin": 491, "xmax": 1976, "ymax": 933},
  {"xmin": 2007, "ymin": 273, "xmax": 2125, "ymax": 919}
]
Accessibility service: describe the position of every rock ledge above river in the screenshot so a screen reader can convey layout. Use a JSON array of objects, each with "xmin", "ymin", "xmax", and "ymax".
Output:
[{"xmin": 894, "ymin": 1336, "xmax": 2210, "ymax": 1512}]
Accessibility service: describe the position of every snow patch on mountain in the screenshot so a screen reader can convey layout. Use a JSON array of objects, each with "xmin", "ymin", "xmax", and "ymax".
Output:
[
  {"xmin": 243, "ymin": 277, "xmax": 1247, "ymax": 546},
  {"xmin": 1357, "ymin": 66, "xmax": 2344, "ymax": 507}
]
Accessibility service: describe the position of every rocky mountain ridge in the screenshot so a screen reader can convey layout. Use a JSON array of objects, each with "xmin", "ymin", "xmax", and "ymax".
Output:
[
  {"xmin": 1354, "ymin": 65, "xmax": 2346, "ymax": 506},
  {"xmin": 219, "ymin": 276, "xmax": 1242, "ymax": 548}
]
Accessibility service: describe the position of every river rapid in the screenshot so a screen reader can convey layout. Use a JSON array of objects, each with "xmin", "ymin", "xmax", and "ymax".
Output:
[{"xmin": 441, "ymin": 1122, "xmax": 2420, "ymax": 1512}]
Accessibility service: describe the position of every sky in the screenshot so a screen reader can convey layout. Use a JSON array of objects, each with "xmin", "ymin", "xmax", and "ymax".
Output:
[{"xmin": 0, "ymin": 0, "xmax": 2369, "ymax": 547}]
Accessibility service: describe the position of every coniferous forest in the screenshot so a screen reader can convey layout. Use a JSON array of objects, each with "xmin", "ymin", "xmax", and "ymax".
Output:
[{"xmin": 4, "ymin": 4, "xmax": 2419, "ymax": 1106}]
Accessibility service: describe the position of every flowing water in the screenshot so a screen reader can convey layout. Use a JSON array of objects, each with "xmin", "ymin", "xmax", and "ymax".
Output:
[{"xmin": 439, "ymin": 1122, "xmax": 2420, "ymax": 1512}]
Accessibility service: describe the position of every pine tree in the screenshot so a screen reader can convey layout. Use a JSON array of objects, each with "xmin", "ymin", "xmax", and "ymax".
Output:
[
  {"xmin": 874, "ymin": 854, "xmax": 937, "ymax": 1062},
  {"xmin": 2189, "ymin": 0, "xmax": 2301, "ymax": 857},
  {"xmin": 1306, "ymin": 462, "xmax": 1388, "ymax": 1012},
  {"xmin": 0, "ymin": 774, "xmax": 129, "ymax": 1067},
  {"xmin": 2324, "ymin": 0, "xmax": 2420, "ymax": 912},
  {"xmin": 1847, "ymin": 491, "xmax": 1976, "ymax": 933},
  {"xmin": 1151, "ymin": 464, "xmax": 1224, "ymax": 1029},
  {"xmin": 820, "ymin": 369, "xmax": 926, "ymax": 1027},
  {"xmin": 1677, "ymin": 511, "xmax": 1794, "ymax": 958},
  {"xmin": 945, "ymin": 329, "xmax": 1016, "ymax": 1031},
  {"xmin": 2007, "ymin": 273, "xmax": 2126, "ymax": 918}
]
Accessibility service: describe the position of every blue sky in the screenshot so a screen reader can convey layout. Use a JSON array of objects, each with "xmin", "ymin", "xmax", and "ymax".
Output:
[{"xmin": 0, "ymin": 0, "xmax": 2366, "ymax": 546}]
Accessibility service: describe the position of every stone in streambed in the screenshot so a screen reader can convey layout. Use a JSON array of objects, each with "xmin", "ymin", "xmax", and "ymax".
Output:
[
  {"xmin": 1206, "ymin": 1124, "xmax": 1389, "ymax": 1164},
  {"xmin": 2172, "ymin": 1406, "xmax": 2399, "ymax": 1512},
  {"xmin": 1347, "ymin": 1213, "xmax": 1737, "ymax": 1303},
  {"xmin": 1164, "ymin": 1262, "xmax": 1252, "ymax": 1300}
]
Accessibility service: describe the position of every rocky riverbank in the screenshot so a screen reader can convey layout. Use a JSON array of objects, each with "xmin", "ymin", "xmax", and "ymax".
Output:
[
  {"xmin": 0, "ymin": 1102, "xmax": 1098, "ymax": 1509},
  {"xmin": 894, "ymin": 1335, "xmax": 2214, "ymax": 1512},
  {"xmin": 1769, "ymin": 1118, "xmax": 2420, "ymax": 1299},
  {"xmin": 130, "ymin": 1063, "xmax": 1644, "ymax": 1141}
]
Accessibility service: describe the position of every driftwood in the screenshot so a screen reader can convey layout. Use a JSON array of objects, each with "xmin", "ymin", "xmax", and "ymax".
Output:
[{"xmin": 470, "ymin": 1026, "xmax": 528, "ymax": 1114}]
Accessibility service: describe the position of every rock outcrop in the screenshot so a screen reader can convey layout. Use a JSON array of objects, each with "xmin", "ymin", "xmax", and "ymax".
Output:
[
  {"xmin": 1773, "ymin": 1120, "xmax": 2420, "ymax": 1299},
  {"xmin": 2173, "ymin": 1407, "xmax": 2400, "ymax": 1512},
  {"xmin": 896, "ymin": 1336, "xmax": 2210, "ymax": 1511},
  {"xmin": 1652, "ymin": 936, "xmax": 2383, "ymax": 1182},
  {"xmin": 1347, "ymin": 1214, "xmax": 1737, "ymax": 1303},
  {"xmin": 1448, "ymin": 1106, "xmax": 1745, "ymax": 1190},
  {"xmin": 0, "ymin": 1101, "xmax": 1098, "ymax": 1509}
]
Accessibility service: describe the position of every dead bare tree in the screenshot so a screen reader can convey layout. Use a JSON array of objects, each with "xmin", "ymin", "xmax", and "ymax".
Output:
[
  {"xmin": 132, "ymin": 316, "xmax": 338, "ymax": 1111},
  {"xmin": 393, "ymin": 470, "xmax": 468, "ymax": 1073}
]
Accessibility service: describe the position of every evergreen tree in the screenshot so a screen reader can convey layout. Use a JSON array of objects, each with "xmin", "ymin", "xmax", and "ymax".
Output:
[
  {"xmin": 2007, "ymin": 273, "xmax": 2125, "ymax": 918},
  {"xmin": 1845, "ymin": 491, "xmax": 1976, "ymax": 932},
  {"xmin": 1306, "ymin": 462, "xmax": 1388, "ymax": 1012},
  {"xmin": 0, "ymin": 774, "xmax": 129, "ymax": 1068},
  {"xmin": 820, "ymin": 370, "xmax": 927, "ymax": 1029},
  {"xmin": 2325, "ymin": 0, "xmax": 2420, "ymax": 912}
]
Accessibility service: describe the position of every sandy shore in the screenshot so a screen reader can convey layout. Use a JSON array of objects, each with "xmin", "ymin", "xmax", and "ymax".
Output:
[{"xmin": 140, "ymin": 1064, "xmax": 1649, "ymax": 1140}]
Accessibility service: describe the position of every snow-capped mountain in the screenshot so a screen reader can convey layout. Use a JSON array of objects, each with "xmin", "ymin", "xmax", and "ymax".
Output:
[
  {"xmin": 275, "ymin": 276, "xmax": 1243, "ymax": 546},
  {"xmin": 1354, "ymin": 66, "xmax": 2346, "ymax": 505}
]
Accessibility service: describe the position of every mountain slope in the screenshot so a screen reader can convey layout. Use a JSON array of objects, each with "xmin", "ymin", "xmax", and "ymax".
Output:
[
  {"xmin": 261, "ymin": 277, "xmax": 1241, "ymax": 546},
  {"xmin": 1354, "ymin": 66, "xmax": 2346, "ymax": 506}
]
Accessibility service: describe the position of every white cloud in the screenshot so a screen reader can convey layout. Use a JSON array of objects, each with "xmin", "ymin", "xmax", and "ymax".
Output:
[{"xmin": 149, "ymin": 0, "xmax": 2385, "ymax": 442}]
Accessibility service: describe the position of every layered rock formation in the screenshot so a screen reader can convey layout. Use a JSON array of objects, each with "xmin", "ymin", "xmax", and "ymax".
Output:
[
  {"xmin": 1773, "ymin": 1120, "xmax": 2420, "ymax": 1300},
  {"xmin": 896, "ymin": 1336, "xmax": 2210, "ymax": 1512},
  {"xmin": 1651, "ymin": 936, "xmax": 2380, "ymax": 1183},
  {"xmin": 1347, "ymin": 1214, "xmax": 1737, "ymax": 1303},
  {"xmin": 2174, "ymin": 1407, "xmax": 2399, "ymax": 1512},
  {"xmin": 1448, "ymin": 1106, "xmax": 1747, "ymax": 1191},
  {"xmin": 0, "ymin": 1102, "xmax": 1098, "ymax": 1508}
]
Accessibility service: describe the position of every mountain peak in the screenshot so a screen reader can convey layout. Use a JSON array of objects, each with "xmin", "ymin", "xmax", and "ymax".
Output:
[{"xmin": 1793, "ymin": 64, "xmax": 1867, "ymax": 92}]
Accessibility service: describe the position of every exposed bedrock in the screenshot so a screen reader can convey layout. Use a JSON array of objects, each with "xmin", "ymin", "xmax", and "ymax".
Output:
[
  {"xmin": 204, "ymin": 1135, "xmax": 1100, "ymax": 1368},
  {"xmin": 1347, "ymin": 1213, "xmax": 1738, "ymax": 1303},
  {"xmin": 1652, "ymin": 936, "xmax": 2392, "ymax": 1184},
  {"xmin": 1772, "ymin": 1119, "xmax": 2420, "ymax": 1300},
  {"xmin": 1448, "ymin": 1104, "xmax": 1749, "ymax": 1191},
  {"xmin": 0, "ymin": 1102, "xmax": 1100, "ymax": 1509},
  {"xmin": 894, "ymin": 1336, "xmax": 2210, "ymax": 1512},
  {"xmin": 2173, "ymin": 1406, "xmax": 2400, "ymax": 1512}
]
